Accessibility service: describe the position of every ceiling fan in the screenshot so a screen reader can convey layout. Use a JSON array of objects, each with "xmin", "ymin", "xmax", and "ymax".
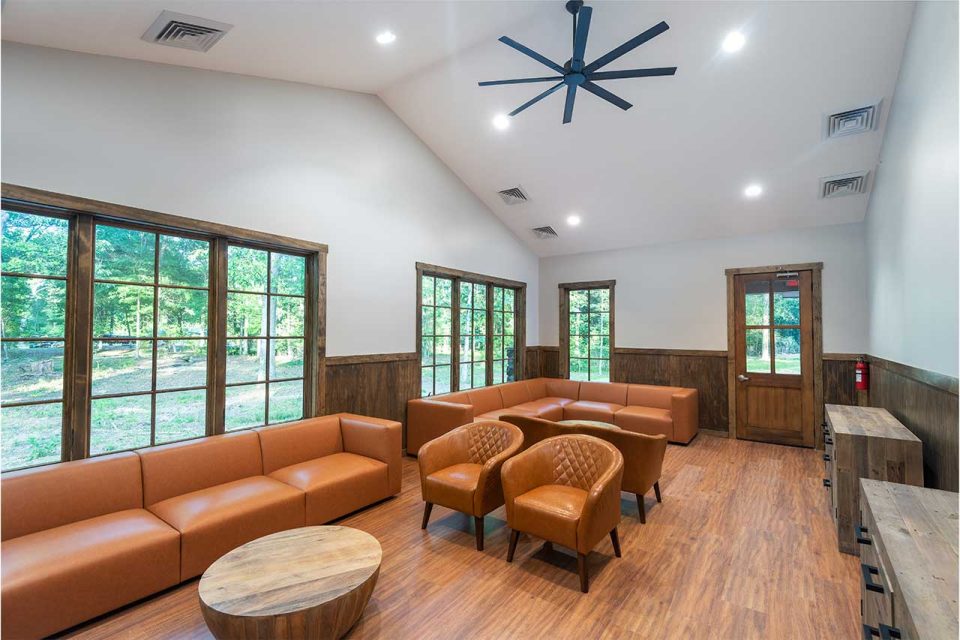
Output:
[{"xmin": 478, "ymin": 0, "xmax": 677, "ymax": 124}]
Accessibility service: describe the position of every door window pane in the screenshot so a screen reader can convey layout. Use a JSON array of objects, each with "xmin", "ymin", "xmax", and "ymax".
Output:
[
  {"xmin": 745, "ymin": 328, "xmax": 771, "ymax": 373},
  {"xmin": 774, "ymin": 328, "xmax": 802, "ymax": 374},
  {"xmin": 744, "ymin": 280, "xmax": 770, "ymax": 326},
  {"xmin": 773, "ymin": 279, "xmax": 801, "ymax": 325}
]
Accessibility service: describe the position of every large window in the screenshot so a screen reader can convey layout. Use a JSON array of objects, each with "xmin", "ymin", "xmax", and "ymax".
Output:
[
  {"xmin": 417, "ymin": 263, "xmax": 525, "ymax": 397},
  {"xmin": 560, "ymin": 281, "xmax": 615, "ymax": 382},
  {"xmin": 0, "ymin": 189, "xmax": 324, "ymax": 472}
]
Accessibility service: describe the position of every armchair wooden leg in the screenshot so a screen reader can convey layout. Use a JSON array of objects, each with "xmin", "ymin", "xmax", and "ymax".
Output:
[
  {"xmin": 577, "ymin": 553, "xmax": 589, "ymax": 593},
  {"xmin": 654, "ymin": 481, "xmax": 662, "ymax": 503},
  {"xmin": 636, "ymin": 494, "xmax": 646, "ymax": 524},
  {"xmin": 507, "ymin": 530, "xmax": 520, "ymax": 562},
  {"xmin": 610, "ymin": 528, "xmax": 622, "ymax": 558},
  {"xmin": 474, "ymin": 516, "xmax": 484, "ymax": 551},
  {"xmin": 421, "ymin": 502, "xmax": 433, "ymax": 530}
]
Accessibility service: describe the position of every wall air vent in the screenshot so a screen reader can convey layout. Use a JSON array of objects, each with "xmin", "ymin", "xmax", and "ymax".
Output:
[
  {"xmin": 820, "ymin": 171, "xmax": 870, "ymax": 198},
  {"xmin": 531, "ymin": 226, "xmax": 558, "ymax": 240},
  {"xmin": 497, "ymin": 186, "xmax": 529, "ymax": 205},
  {"xmin": 141, "ymin": 10, "xmax": 233, "ymax": 52},
  {"xmin": 824, "ymin": 101, "xmax": 881, "ymax": 139}
]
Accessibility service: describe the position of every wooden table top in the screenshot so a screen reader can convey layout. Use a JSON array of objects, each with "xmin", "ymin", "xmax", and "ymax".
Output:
[
  {"xmin": 556, "ymin": 420, "xmax": 620, "ymax": 429},
  {"xmin": 825, "ymin": 404, "xmax": 919, "ymax": 441},
  {"xmin": 198, "ymin": 526, "xmax": 382, "ymax": 618}
]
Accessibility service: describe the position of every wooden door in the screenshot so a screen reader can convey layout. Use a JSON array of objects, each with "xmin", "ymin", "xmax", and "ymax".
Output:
[{"xmin": 734, "ymin": 270, "xmax": 815, "ymax": 447}]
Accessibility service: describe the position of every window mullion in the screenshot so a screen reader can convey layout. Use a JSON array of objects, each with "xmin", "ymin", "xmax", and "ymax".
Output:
[
  {"xmin": 486, "ymin": 285, "xmax": 494, "ymax": 386},
  {"xmin": 68, "ymin": 215, "xmax": 95, "ymax": 461},
  {"xmin": 451, "ymin": 277, "xmax": 461, "ymax": 392},
  {"xmin": 209, "ymin": 238, "xmax": 228, "ymax": 435}
]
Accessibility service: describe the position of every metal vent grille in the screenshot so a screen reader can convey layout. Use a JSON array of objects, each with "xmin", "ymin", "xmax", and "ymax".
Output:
[
  {"xmin": 497, "ymin": 186, "xmax": 529, "ymax": 205},
  {"xmin": 531, "ymin": 226, "xmax": 558, "ymax": 239},
  {"xmin": 820, "ymin": 171, "xmax": 870, "ymax": 198},
  {"xmin": 141, "ymin": 11, "xmax": 233, "ymax": 52},
  {"xmin": 825, "ymin": 102, "xmax": 880, "ymax": 139}
]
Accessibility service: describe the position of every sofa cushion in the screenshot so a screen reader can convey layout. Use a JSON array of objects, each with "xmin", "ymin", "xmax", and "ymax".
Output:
[
  {"xmin": 138, "ymin": 431, "xmax": 263, "ymax": 506},
  {"xmin": 579, "ymin": 381, "xmax": 629, "ymax": 405},
  {"xmin": 148, "ymin": 476, "xmax": 304, "ymax": 580},
  {"xmin": 476, "ymin": 406, "xmax": 537, "ymax": 421},
  {"xmin": 509, "ymin": 399, "xmax": 567, "ymax": 421},
  {"xmin": 1, "ymin": 451, "xmax": 143, "ymax": 541},
  {"xmin": 627, "ymin": 384, "xmax": 679, "ymax": 410},
  {"xmin": 256, "ymin": 416, "xmax": 343, "ymax": 474},
  {"xmin": 562, "ymin": 401, "xmax": 624, "ymax": 423},
  {"xmin": 467, "ymin": 387, "xmax": 503, "ymax": 416},
  {"xmin": 498, "ymin": 381, "xmax": 532, "ymax": 407},
  {"xmin": 424, "ymin": 462, "xmax": 482, "ymax": 514},
  {"xmin": 546, "ymin": 379, "xmax": 581, "ymax": 400},
  {"xmin": 0, "ymin": 509, "xmax": 180, "ymax": 639},
  {"xmin": 269, "ymin": 452, "xmax": 390, "ymax": 525},
  {"xmin": 512, "ymin": 484, "xmax": 586, "ymax": 551},
  {"xmin": 614, "ymin": 406, "xmax": 674, "ymax": 439}
]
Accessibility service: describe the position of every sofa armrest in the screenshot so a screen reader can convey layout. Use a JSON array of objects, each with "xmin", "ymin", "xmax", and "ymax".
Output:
[
  {"xmin": 338, "ymin": 413, "xmax": 403, "ymax": 495},
  {"xmin": 406, "ymin": 399, "xmax": 475, "ymax": 455},
  {"xmin": 670, "ymin": 389, "xmax": 699, "ymax": 444}
]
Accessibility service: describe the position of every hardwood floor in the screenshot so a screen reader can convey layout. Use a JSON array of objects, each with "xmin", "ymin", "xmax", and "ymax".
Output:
[{"xmin": 64, "ymin": 435, "xmax": 859, "ymax": 639}]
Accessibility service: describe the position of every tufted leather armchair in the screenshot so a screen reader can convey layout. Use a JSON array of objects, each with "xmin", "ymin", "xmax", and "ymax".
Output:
[
  {"xmin": 501, "ymin": 434, "xmax": 624, "ymax": 593},
  {"xmin": 418, "ymin": 420, "xmax": 524, "ymax": 551}
]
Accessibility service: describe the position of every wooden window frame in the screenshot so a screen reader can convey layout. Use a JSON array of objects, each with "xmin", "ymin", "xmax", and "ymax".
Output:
[
  {"xmin": 416, "ymin": 262, "xmax": 526, "ymax": 396},
  {"xmin": 559, "ymin": 280, "xmax": 616, "ymax": 381},
  {"xmin": 1, "ymin": 184, "xmax": 327, "ymax": 469}
]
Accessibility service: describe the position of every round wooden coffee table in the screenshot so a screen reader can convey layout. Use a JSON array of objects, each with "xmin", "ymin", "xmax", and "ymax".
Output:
[
  {"xmin": 557, "ymin": 419, "xmax": 620, "ymax": 430},
  {"xmin": 199, "ymin": 526, "xmax": 381, "ymax": 640}
]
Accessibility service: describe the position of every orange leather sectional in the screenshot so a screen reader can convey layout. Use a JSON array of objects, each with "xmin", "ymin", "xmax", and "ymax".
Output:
[
  {"xmin": 0, "ymin": 413, "xmax": 401, "ymax": 640},
  {"xmin": 407, "ymin": 377, "xmax": 698, "ymax": 453}
]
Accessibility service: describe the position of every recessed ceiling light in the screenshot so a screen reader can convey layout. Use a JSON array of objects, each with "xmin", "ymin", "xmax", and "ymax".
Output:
[
  {"xmin": 376, "ymin": 31, "xmax": 396, "ymax": 45},
  {"xmin": 722, "ymin": 31, "xmax": 746, "ymax": 53},
  {"xmin": 566, "ymin": 214, "xmax": 581, "ymax": 227},
  {"xmin": 744, "ymin": 184, "xmax": 763, "ymax": 198},
  {"xmin": 492, "ymin": 114, "xmax": 511, "ymax": 131}
]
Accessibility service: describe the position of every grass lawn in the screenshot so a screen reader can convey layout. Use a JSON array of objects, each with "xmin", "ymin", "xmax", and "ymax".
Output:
[{"xmin": 746, "ymin": 355, "xmax": 801, "ymax": 375}]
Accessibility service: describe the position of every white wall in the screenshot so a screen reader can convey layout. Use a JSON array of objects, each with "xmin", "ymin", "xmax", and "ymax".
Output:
[
  {"xmin": 539, "ymin": 222, "xmax": 869, "ymax": 353},
  {"xmin": 865, "ymin": 1, "xmax": 959, "ymax": 378},
  {"xmin": 0, "ymin": 43, "xmax": 539, "ymax": 356}
]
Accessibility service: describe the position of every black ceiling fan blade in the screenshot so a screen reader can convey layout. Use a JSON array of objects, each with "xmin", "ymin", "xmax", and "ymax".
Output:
[
  {"xmin": 571, "ymin": 6, "xmax": 592, "ymax": 70},
  {"xmin": 562, "ymin": 84, "xmax": 577, "ymax": 124},
  {"xmin": 509, "ymin": 81, "xmax": 566, "ymax": 116},
  {"xmin": 588, "ymin": 67, "xmax": 677, "ymax": 81},
  {"xmin": 581, "ymin": 81, "xmax": 632, "ymax": 110},
  {"xmin": 478, "ymin": 76, "xmax": 563, "ymax": 87},
  {"xmin": 498, "ymin": 36, "xmax": 565, "ymax": 74},
  {"xmin": 582, "ymin": 21, "xmax": 670, "ymax": 73}
]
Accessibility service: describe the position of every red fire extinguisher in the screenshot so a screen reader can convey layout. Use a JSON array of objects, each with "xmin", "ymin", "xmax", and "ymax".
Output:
[{"xmin": 855, "ymin": 357, "xmax": 869, "ymax": 391}]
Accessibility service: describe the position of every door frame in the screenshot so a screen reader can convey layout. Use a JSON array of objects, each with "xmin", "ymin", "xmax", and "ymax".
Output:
[{"xmin": 725, "ymin": 262, "xmax": 824, "ymax": 448}]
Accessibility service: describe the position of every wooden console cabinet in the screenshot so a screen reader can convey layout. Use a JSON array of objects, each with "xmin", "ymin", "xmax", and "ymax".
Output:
[
  {"xmin": 823, "ymin": 404, "xmax": 922, "ymax": 554},
  {"xmin": 858, "ymin": 479, "xmax": 958, "ymax": 640}
]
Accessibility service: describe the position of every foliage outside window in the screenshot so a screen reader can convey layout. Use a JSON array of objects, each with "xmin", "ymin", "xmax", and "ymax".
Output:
[
  {"xmin": 744, "ymin": 277, "xmax": 801, "ymax": 375},
  {"xmin": 420, "ymin": 275, "xmax": 453, "ymax": 396},
  {"xmin": 491, "ymin": 286, "xmax": 516, "ymax": 384},
  {"xmin": 568, "ymin": 288, "xmax": 611, "ymax": 382},
  {"xmin": 458, "ymin": 281, "xmax": 487, "ymax": 389}
]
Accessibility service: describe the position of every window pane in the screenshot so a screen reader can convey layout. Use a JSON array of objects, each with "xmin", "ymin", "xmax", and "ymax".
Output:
[
  {"xmin": 225, "ymin": 384, "xmax": 266, "ymax": 430},
  {"xmin": 270, "ymin": 296, "xmax": 305, "ymax": 337},
  {"xmin": 493, "ymin": 287, "xmax": 503, "ymax": 311},
  {"xmin": 589, "ymin": 335, "xmax": 610, "ymax": 360},
  {"xmin": 773, "ymin": 279, "xmax": 801, "ymax": 325},
  {"xmin": 504, "ymin": 335, "xmax": 514, "ymax": 355},
  {"xmin": 459, "ymin": 281, "xmax": 472, "ymax": 307},
  {"xmin": 1, "ymin": 342, "xmax": 64, "ymax": 403},
  {"xmin": 459, "ymin": 309, "xmax": 472, "ymax": 335},
  {"xmin": 589, "ymin": 312, "xmax": 610, "ymax": 335},
  {"xmin": 227, "ymin": 246, "xmax": 268, "ymax": 292},
  {"xmin": 421, "ymin": 366, "xmax": 434, "ymax": 397},
  {"xmin": 473, "ymin": 284, "xmax": 486, "ymax": 309},
  {"xmin": 421, "ymin": 337, "xmax": 434, "ymax": 366},
  {"xmin": 493, "ymin": 311, "xmax": 503, "ymax": 335},
  {"xmin": 435, "ymin": 308, "xmax": 452, "ymax": 336},
  {"xmin": 745, "ymin": 328, "xmax": 771, "ymax": 373},
  {"xmin": 745, "ymin": 280, "xmax": 770, "ymax": 326},
  {"xmin": 1, "ymin": 403, "xmax": 62, "ymax": 471},
  {"xmin": 774, "ymin": 328, "xmax": 802, "ymax": 374},
  {"xmin": 92, "ymin": 341, "xmax": 153, "ymax": 396},
  {"xmin": 493, "ymin": 336, "xmax": 503, "ymax": 360},
  {"xmin": 459, "ymin": 336, "xmax": 472, "ymax": 358},
  {"xmin": 570, "ymin": 290, "xmax": 588, "ymax": 313},
  {"xmin": 159, "ymin": 236, "xmax": 209, "ymax": 287},
  {"xmin": 472, "ymin": 362, "xmax": 486, "ymax": 388},
  {"xmin": 435, "ymin": 365, "xmax": 451, "ymax": 394},
  {"xmin": 589, "ymin": 289, "xmax": 609, "ymax": 312},
  {"xmin": 421, "ymin": 306, "xmax": 435, "ymax": 336},
  {"xmin": 504, "ymin": 312, "xmax": 515, "ymax": 336},
  {"xmin": 1, "ymin": 277, "xmax": 66, "ymax": 338},
  {"xmin": 570, "ymin": 358, "xmax": 589, "ymax": 381},
  {"xmin": 472, "ymin": 336, "xmax": 486, "ymax": 362},
  {"xmin": 459, "ymin": 363, "xmax": 472, "ymax": 388},
  {"xmin": 227, "ymin": 293, "xmax": 266, "ymax": 337},
  {"xmin": 589, "ymin": 358, "xmax": 610, "ymax": 382},
  {"xmin": 570, "ymin": 312, "xmax": 587, "ymax": 336},
  {"xmin": 472, "ymin": 310, "xmax": 486, "ymax": 335},
  {"xmin": 435, "ymin": 337, "xmax": 451, "ymax": 365},
  {"xmin": 271, "ymin": 339, "xmax": 304, "ymax": 380},
  {"xmin": 95, "ymin": 226, "xmax": 155, "ymax": 283},
  {"xmin": 90, "ymin": 394, "xmax": 152, "ymax": 455},
  {"xmin": 270, "ymin": 253, "xmax": 305, "ymax": 295},
  {"xmin": 157, "ymin": 340, "xmax": 207, "ymax": 390},
  {"xmin": 269, "ymin": 380, "xmax": 303, "ymax": 424},
  {"xmin": 421, "ymin": 275, "xmax": 435, "ymax": 306},
  {"xmin": 155, "ymin": 389, "xmax": 206, "ymax": 444},
  {"xmin": 503, "ymin": 288, "xmax": 514, "ymax": 311},
  {"xmin": 1, "ymin": 211, "xmax": 69, "ymax": 277},
  {"xmin": 492, "ymin": 360, "xmax": 503, "ymax": 384},
  {"xmin": 227, "ymin": 339, "xmax": 266, "ymax": 384},
  {"xmin": 436, "ymin": 279, "xmax": 452, "ymax": 307},
  {"xmin": 93, "ymin": 283, "xmax": 154, "ymax": 337},
  {"xmin": 570, "ymin": 336, "xmax": 588, "ymax": 359},
  {"xmin": 158, "ymin": 288, "xmax": 208, "ymax": 337},
  {"xmin": 505, "ymin": 355, "xmax": 515, "ymax": 382}
]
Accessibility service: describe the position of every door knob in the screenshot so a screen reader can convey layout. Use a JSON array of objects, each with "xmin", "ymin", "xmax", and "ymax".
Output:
[{"xmin": 737, "ymin": 374, "xmax": 750, "ymax": 382}]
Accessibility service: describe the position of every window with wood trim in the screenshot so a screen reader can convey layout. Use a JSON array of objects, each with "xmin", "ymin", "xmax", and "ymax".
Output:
[
  {"xmin": 417, "ymin": 263, "xmax": 525, "ymax": 397},
  {"xmin": 560, "ymin": 281, "xmax": 615, "ymax": 383}
]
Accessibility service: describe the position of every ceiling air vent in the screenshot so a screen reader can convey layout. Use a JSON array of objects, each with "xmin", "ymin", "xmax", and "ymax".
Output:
[
  {"xmin": 820, "ymin": 171, "xmax": 870, "ymax": 198},
  {"xmin": 497, "ymin": 186, "xmax": 529, "ymax": 205},
  {"xmin": 531, "ymin": 226, "xmax": 559, "ymax": 240},
  {"xmin": 141, "ymin": 10, "xmax": 233, "ymax": 52},
  {"xmin": 824, "ymin": 101, "xmax": 881, "ymax": 139}
]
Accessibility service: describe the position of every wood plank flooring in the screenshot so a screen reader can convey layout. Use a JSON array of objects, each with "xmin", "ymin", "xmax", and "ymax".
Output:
[{"xmin": 64, "ymin": 435, "xmax": 859, "ymax": 639}]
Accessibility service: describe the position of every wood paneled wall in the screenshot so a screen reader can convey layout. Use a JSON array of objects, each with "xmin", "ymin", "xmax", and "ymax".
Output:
[
  {"xmin": 524, "ymin": 346, "xmax": 560, "ymax": 379},
  {"xmin": 324, "ymin": 353, "xmax": 419, "ymax": 436}
]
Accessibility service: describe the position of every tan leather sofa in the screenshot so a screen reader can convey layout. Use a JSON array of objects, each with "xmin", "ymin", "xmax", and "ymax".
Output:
[
  {"xmin": 407, "ymin": 377, "xmax": 698, "ymax": 453},
  {"xmin": 0, "ymin": 413, "xmax": 401, "ymax": 639}
]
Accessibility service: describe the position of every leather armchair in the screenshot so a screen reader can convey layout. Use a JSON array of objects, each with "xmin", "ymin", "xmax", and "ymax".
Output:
[
  {"xmin": 501, "ymin": 434, "xmax": 624, "ymax": 593},
  {"xmin": 418, "ymin": 420, "xmax": 524, "ymax": 550}
]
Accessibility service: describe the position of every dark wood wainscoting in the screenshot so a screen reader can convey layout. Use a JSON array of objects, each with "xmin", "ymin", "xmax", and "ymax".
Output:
[
  {"xmin": 524, "ymin": 346, "xmax": 560, "ymax": 378},
  {"xmin": 822, "ymin": 354, "xmax": 869, "ymax": 408},
  {"xmin": 612, "ymin": 348, "xmax": 729, "ymax": 433},
  {"xmin": 868, "ymin": 356, "xmax": 959, "ymax": 492}
]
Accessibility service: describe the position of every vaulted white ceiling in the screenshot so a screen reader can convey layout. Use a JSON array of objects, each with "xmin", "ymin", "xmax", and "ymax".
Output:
[{"xmin": 2, "ymin": 1, "xmax": 916, "ymax": 257}]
